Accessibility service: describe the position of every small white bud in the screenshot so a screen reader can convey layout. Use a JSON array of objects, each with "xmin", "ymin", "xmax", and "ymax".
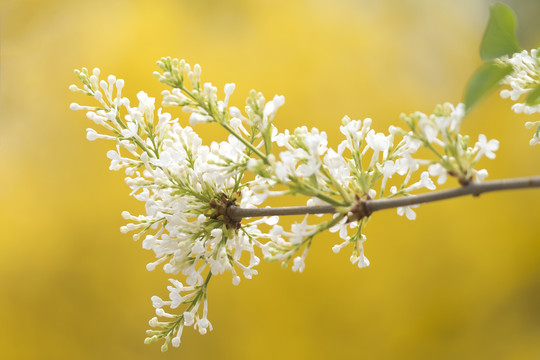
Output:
[
  {"xmin": 230, "ymin": 117, "xmax": 242, "ymax": 128},
  {"xmin": 163, "ymin": 264, "xmax": 173, "ymax": 273},
  {"xmin": 524, "ymin": 106, "xmax": 538, "ymax": 115},
  {"xmin": 229, "ymin": 106, "xmax": 242, "ymax": 117},
  {"xmin": 224, "ymin": 83, "xmax": 236, "ymax": 96},
  {"xmin": 85, "ymin": 128, "xmax": 98, "ymax": 141},
  {"xmin": 171, "ymin": 337, "xmax": 181, "ymax": 347},
  {"xmin": 70, "ymin": 103, "xmax": 81, "ymax": 111},
  {"xmin": 475, "ymin": 169, "xmax": 489, "ymax": 182},
  {"xmin": 184, "ymin": 311, "xmax": 195, "ymax": 326},
  {"xmin": 363, "ymin": 118, "xmax": 372, "ymax": 127},
  {"xmin": 292, "ymin": 256, "xmax": 305, "ymax": 273},
  {"xmin": 148, "ymin": 317, "xmax": 159, "ymax": 327},
  {"xmin": 144, "ymin": 336, "xmax": 158, "ymax": 344},
  {"xmin": 247, "ymin": 158, "xmax": 258, "ymax": 172},
  {"xmin": 151, "ymin": 296, "xmax": 163, "ymax": 309},
  {"xmin": 189, "ymin": 112, "xmax": 210, "ymax": 125}
]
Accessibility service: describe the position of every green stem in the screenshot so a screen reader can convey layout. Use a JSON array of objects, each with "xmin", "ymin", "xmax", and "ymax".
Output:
[
  {"xmin": 221, "ymin": 122, "xmax": 268, "ymax": 163},
  {"xmin": 320, "ymin": 167, "xmax": 351, "ymax": 203},
  {"xmin": 181, "ymin": 86, "xmax": 269, "ymax": 164}
]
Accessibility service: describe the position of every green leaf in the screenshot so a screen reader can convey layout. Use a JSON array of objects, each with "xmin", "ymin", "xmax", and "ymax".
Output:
[
  {"xmin": 525, "ymin": 84, "xmax": 540, "ymax": 106},
  {"xmin": 480, "ymin": 3, "xmax": 521, "ymax": 61},
  {"xmin": 463, "ymin": 62, "xmax": 513, "ymax": 112}
]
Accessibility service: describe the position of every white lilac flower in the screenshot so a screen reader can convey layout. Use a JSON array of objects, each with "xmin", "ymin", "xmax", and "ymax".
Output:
[
  {"xmin": 376, "ymin": 159, "xmax": 396, "ymax": 193},
  {"xmin": 328, "ymin": 215, "xmax": 350, "ymax": 240},
  {"xmin": 292, "ymin": 252, "xmax": 307, "ymax": 273},
  {"xmin": 428, "ymin": 163, "xmax": 448, "ymax": 185},
  {"xmin": 397, "ymin": 204, "xmax": 420, "ymax": 220},
  {"xmin": 418, "ymin": 114, "xmax": 440, "ymax": 144},
  {"xmin": 500, "ymin": 49, "xmax": 539, "ymax": 104},
  {"xmin": 499, "ymin": 49, "xmax": 540, "ymax": 145},
  {"xmin": 473, "ymin": 169, "xmax": 489, "ymax": 182},
  {"xmin": 323, "ymin": 148, "xmax": 351, "ymax": 187},
  {"xmin": 404, "ymin": 171, "xmax": 436, "ymax": 192},
  {"xmin": 223, "ymin": 83, "xmax": 235, "ymax": 107},
  {"xmin": 350, "ymin": 234, "xmax": 369, "ymax": 268},
  {"xmin": 290, "ymin": 216, "xmax": 317, "ymax": 244},
  {"xmin": 194, "ymin": 298, "xmax": 213, "ymax": 335},
  {"xmin": 366, "ymin": 129, "xmax": 390, "ymax": 167},
  {"xmin": 529, "ymin": 131, "xmax": 540, "ymax": 146},
  {"xmin": 272, "ymin": 127, "xmax": 329, "ymax": 181},
  {"xmin": 332, "ymin": 239, "xmax": 350, "ymax": 254},
  {"xmin": 474, "ymin": 134, "xmax": 499, "ymax": 161},
  {"xmin": 263, "ymin": 95, "xmax": 285, "ymax": 125},
  {"xmin": 162, "ymin": 88, "xmax": 193, "ymax": 107}
]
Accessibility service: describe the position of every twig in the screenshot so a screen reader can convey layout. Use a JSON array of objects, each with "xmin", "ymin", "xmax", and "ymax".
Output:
[{"xmin": 228, "ymin": 175, "xmax": 540, "ymax": 220}]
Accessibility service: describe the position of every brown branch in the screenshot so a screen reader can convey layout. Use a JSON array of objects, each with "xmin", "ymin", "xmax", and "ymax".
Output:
[{"xmin": 228, "ymin": 175, "xmax": 540, "ymax": 220}]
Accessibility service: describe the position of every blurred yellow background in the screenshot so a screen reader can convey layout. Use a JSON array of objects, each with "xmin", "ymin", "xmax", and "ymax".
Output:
[{"xmin": 2, "ymin": 0, "xmax": 540, "ymax": 358}]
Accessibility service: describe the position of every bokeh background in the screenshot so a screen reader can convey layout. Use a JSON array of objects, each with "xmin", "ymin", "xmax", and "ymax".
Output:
[{"xmin": 2, "ymin": 0, "xmax": 540, "ymax": 359}]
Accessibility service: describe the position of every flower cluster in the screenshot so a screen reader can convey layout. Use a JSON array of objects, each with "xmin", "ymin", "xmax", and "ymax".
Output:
[
  {"xmin": 70, "ymin": 66, "xmax": 279, "ymax": 349},
  {"xmin": 400, "ymin": 102, "xmax": 498, "ymax": 186},
  {"xmin": 498, "ymin": 48, "xmax": 540, "ymax": 145},
  {"xmin": 70, "ymin": 58, "xmax": 500, "ymax": 350}
]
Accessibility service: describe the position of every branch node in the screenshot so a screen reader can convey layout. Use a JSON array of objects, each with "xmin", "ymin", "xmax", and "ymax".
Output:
[
  {"xmin": 347, "ymin": 193, "xmax": 372, "ymax": 223},
  {"xmin": 458, "ymin": 176, "xmax": 473, "ymax": 186},
  {"xmin": 211, "ymin": 192, "xmax": 242, "ymax": 230}
]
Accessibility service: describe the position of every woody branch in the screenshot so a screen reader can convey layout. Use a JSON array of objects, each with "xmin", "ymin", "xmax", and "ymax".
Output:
[{"xmin": 228, "ymin": 175, "xmax": 540, "ymax": 220}]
